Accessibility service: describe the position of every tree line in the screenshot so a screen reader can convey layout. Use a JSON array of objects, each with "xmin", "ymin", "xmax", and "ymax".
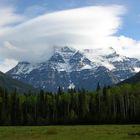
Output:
[{"xmin": 0, "ymin": 83, "xmax": 140, "ymax": 126}]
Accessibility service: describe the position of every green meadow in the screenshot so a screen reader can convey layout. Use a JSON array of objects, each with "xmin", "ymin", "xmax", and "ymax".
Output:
[{"xmin": 0, "ymin": 125, "xmax": 140, "ymax": 140}]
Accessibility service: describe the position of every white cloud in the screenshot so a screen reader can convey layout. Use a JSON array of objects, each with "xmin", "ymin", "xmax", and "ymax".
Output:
[
  {"xmin": 0, "ymin": 5, "xmax": 140, "ymax": 72},
  {"xmin": 117, "ymin": 36, "xmax": 140, "ymax": 58},
  {"xmin": 0, "ymin": 6, "xmax": 25, "ymax": 35},
  {"xmin": 0, "ymin": 5, "xmax": 125, "ymax": 62},
  {"xmin": 0, "ymin": 59, "xmax": 17, "ymax": 73}
]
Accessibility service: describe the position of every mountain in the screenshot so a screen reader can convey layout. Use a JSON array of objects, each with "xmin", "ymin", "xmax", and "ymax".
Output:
[
  {"xmin": 119, "ymin": 71, "xmax": 140, "ymax": 85},
  {"xmin": 7, "ymin": 46, "xmax": 140, "ymax": 92},
  {"xmin": 0, "ymin": 71, "xmax": 36, "ymax": 93}
]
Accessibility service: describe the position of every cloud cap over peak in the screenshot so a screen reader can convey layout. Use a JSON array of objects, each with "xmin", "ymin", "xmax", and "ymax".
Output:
[{"xmin": 0, "ymin": 5, "xmax": 126, "ymax": 64}]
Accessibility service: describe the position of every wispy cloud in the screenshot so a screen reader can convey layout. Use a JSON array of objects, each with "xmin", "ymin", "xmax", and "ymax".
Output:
[
  {"xmin": 0, "ymin": 59, "xmax": 17, "ymax": 73},
  {"xmin": 0, "ymin": 6, "xmax": 25, "ymax": 35}
]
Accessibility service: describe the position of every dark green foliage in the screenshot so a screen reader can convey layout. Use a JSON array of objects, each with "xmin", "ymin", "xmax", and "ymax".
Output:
[
  {"xmin": 96, "ymin": 82, "xmax": 101, "ymax": 92},
  {"xmin": 0, "ymin": 83, "xmax": 140, "ymax": 125}
]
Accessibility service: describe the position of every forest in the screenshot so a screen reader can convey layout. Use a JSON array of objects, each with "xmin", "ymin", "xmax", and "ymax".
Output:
[{"xmin": 0, "ymin": 83, "xmax": 140, "ymax": 126}]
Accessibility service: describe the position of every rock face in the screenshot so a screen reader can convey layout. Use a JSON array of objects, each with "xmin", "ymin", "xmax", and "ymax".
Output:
[{"xmin": 7, "ymin": 46, "xmax": 140, "ymax": 92}]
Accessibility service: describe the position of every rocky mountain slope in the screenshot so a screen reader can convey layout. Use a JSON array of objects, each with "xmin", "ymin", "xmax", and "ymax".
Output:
[
  {"xmin": 0, "ymin": 71, "xmax": 36, "ymax": 93},
  {"xmin": 7, "ymin": 46, "xmax": 140, "ymax": 92},
  {"xmin": 119, "ymin": 71, "xmax": 140, "ymax": 85}
]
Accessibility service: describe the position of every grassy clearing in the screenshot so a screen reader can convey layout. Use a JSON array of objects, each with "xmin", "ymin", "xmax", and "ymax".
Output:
[{"xmin": 0, "ymin": 125, "xmax": 139, "ymax": 140}]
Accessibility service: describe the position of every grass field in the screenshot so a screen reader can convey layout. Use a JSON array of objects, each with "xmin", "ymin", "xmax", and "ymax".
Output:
[{"xmin": 0, "ymin": 125, "xmax": 140, "ymax": 140}]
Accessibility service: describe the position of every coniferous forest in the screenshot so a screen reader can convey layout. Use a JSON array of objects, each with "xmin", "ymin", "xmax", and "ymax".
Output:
[{"xmin": 0, "ymin": 83, "xmax": 140, "ymax": 126}]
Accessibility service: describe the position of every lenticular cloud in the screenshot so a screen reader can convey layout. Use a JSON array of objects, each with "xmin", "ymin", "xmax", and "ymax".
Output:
[{"xmin": 0, "ymin": 5, "xmax": 125, "ymax": 63}]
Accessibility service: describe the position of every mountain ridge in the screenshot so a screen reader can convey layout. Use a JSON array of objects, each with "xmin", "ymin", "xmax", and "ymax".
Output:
[
  {"xmin": 0, "ymin": 71, "xmax": 37, "ymax": 93},
  {"xmin": 119, "ymin": 71, "xmax": 140, "ymax": 85},
  {"xmin": 7, "ymin": 46, "xmax": 140, "ymax": 92}
]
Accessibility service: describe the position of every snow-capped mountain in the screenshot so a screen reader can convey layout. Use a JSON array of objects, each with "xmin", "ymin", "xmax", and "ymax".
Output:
[{"xmin": 7, "ymin": 46, "xmax": 140, "ymax": 92}]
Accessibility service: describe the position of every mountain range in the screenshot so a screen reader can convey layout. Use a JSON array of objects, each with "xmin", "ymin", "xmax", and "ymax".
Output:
[{"xmin": 7, "ymin": 46, "xmax": 140, "ymax": 92}]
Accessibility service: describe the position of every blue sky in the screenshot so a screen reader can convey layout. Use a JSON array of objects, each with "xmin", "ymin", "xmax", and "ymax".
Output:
[{"xmin": 0, "ymin": 0, "xmax": 140, "ymax": 72}]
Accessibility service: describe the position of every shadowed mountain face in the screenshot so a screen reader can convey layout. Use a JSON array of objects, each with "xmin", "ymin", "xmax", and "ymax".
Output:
[
  {"xmin": 119, "ymin": 72, "xmax": 140, "ymax": 85},
  {"xmin": 7, "ymin": 46, "xmax": 140, "ymax": 92},
  {"xmin": 0, "ymin": 71, "xmax": 36, "ymax": 94}
]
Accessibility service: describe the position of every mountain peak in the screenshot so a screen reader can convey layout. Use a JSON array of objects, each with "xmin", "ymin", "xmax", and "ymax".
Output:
[
  {"xmin": 7, "ymin": 46, "xmax": 140, "ymax": 92},
  {"xmin": 54, "ymin": 46, "xmax": 76, "ymax": 53},
  {"xmin": 49, "ymin": 52, "xmax": 65, "ymax": 63}
]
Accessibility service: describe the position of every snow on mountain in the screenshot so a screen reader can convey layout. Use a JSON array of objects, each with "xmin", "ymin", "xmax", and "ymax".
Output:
[
  {"xmin": 7, "ymin": 46, "xmax": 140, "ymax": 92},
  {"xmin": 68, "ymin": 82, "xmax": 75, "ymax": 89},
  {"xmin": 82, "ymin": 47, "xmax": 140, "ymax": 81}
]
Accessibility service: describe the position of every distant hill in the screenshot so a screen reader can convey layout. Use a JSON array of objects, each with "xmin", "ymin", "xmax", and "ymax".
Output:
[
  {"xmin": 0, "ymin": 71, "xmax": 37, "ymax": 94},
  {"xmin": 119, "ymin": 71, "xmax": 140, "ymax": 85}
]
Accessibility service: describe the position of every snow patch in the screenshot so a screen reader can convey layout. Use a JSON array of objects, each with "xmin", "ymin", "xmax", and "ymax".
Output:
[
  {"xmin": 68, "ymin": 83, "xmax": 75, "ymax": 89},
  {"xmin": 81, "ymin": 64, "xmax": 92, "ymax": 70},
  {"xmin": 134, "ymin": 67, "xmax": 140, "ymax": 72}
]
